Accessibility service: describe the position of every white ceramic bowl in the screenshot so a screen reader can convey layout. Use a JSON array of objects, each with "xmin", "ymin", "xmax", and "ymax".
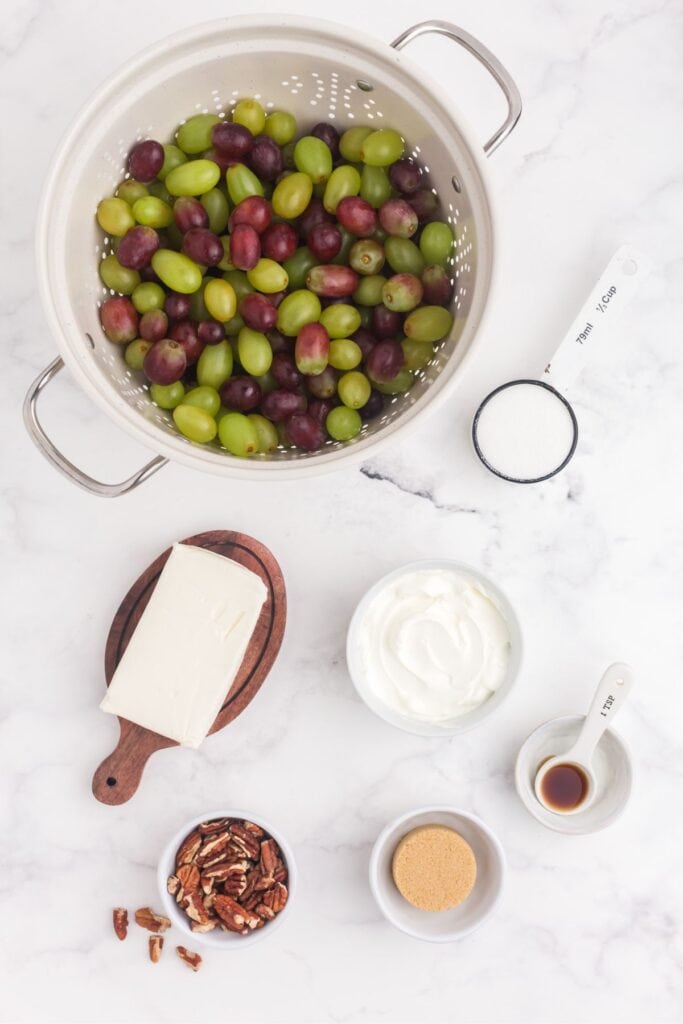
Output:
[
  {"xmin": 346, "ymin": 559, "xmax": 523, "ymax": 736},
  {"xmin": 157, "ymin": 809, "xmax": 296, "ymax": 949},
  {"xmin": 369, "ymin": 806, "xmax": 505, "ymax": 941},
  {"xmin": 515, "ymin": 716, "xmax": 633, "ymax": 835}
]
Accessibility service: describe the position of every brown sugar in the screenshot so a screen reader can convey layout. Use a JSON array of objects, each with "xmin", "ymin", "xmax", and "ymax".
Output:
[{"xmin": 391, "ymin": 824, "xmax": 477, "ymax": 912}]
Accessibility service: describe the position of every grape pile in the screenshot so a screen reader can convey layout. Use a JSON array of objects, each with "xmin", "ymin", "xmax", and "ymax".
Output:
[{"xmin": 96, "ymin": 99, "xmax": 455, "ymax": 457}]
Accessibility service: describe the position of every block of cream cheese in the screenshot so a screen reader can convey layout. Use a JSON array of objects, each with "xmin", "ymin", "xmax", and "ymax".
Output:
[{"xmin": 100, "ymin": 544, "xmax": 268, "ymax": 747}]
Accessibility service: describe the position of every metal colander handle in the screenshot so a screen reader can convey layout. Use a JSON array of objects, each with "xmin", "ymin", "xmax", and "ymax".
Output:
[
  {"xmin": 23, "ymin": 357, "xmax": 167, "ymax": 497},
  {"xmin": 391, "ymin": 20, "xmax": 522, "ymax": 156}
]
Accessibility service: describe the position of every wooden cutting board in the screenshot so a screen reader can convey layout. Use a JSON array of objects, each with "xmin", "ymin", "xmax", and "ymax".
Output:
[{"xmin": 92, "ymin": 530, "xmax": 286, "ymax": 806}]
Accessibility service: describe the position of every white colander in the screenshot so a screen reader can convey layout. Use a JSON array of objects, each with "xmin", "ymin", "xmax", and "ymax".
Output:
[{"xmin": 25, "ymin": 16, "xmax": 521, "ymax": 496}]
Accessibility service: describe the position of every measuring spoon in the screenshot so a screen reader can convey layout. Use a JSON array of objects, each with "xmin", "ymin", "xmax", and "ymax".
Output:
[{"xmin": 534, "ymin": 662, "xmax": 634, "ymax": 814}]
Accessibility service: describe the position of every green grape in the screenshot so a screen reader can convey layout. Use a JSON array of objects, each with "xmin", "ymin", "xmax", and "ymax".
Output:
[
  {"xmin": 124, "ymin": 338, "xmax": 152, "ymax": 370},
  {"xmin": 385, "ymin": 236, "xmax": 426, "ymax": 276},
  {"xmin": 226, "ymin": 163, "xmax": 264, "ymax": 204},
  {"xmin": 404, "ymin": 305, "xmax": 454, "ymax": 342},
  {"xmin": 217, "ymin": 235, "xmax": 234, "ymax": 272},
  {"xmin": 349, "ymin": 239, "xmax": 385, "ymax": 276},
  {"xmin": 151, "ymin": 381, "xmax": 185, "ymax": 409},
  {"xmin": 232, "ymin": 99, "xmax": 266, "ymax": 135},
  {"xmin": 176, "ymin": 114, "xmax": 220, "ymax": 155},
  {"xmin": 204, "ymin": 278, "xmax": 237, "ymax": 322},
  {"xmin": 294, "ymin": 136, "xmax": 333, "ymax": 184},
  {"xmin": 357, "ymin": 304, "xmax": 372, "ymax": 328},
  {"xmin": 352, "ymin": 274, "xmax": 386, "ymax": 306},
  {"xmin": 283, "ymin": 247, "xmax": 318, "ymax": 290},
  {"xmin": 276, "ymin": 289, "xmax": 321, "ymax": 336},
  {"xmin": 158, "ymin": 144, "xmax": 187, "ymax": 181},
  {"xmin": 132, "ymin": 195, "xmax": 173, "ymax": 228},
  {"xmin": 222, "ymin": 269, "xmax": 254, "ymax": 302},
  {"xmin": 173, "ymin": 404, "xmax": 218, "ymax": 443},
  {"xmin": 132, "ymin": 282, "xmax": 165, "ymax": 314},
  {"xmin": 281, "ymin": 142, "xmax": 296, "ymax": 170},
  {"xmin": 200, "ymin": 188, "xmax": 230, "ymax": 234},
  {"xmin": 116, "ymin": 179, "xmax": 148, "ymax": 206},
  {"xmin": 189, "ymin": 279, "xmax": 209, "ymax": 321},
  {"xmin": 166, "ymin": 159, "xmax": 221, "ymax": 197},
  {"xmin": 402, "ymin": 338, "xmax": 434, "ymax": 371},
  {"xmin": 419, "ymin": 222, "xmax": 454, "ymax": 267},
  {"xmin": 338, "ymin": 370, "xmax": 371, "ymax": 408},
  {"xmin": 360, "ymin": 129, "xmax": 405, "ymax": 166},
  {"xmin": 96, "ymin": 197, "xmax": 134, "ymax": 236},
  {"xmin": 329, "ymin": 339, "xmax": 362, "ymax": 371},
  {"xmin": 339, "ymin": 126, "xmax": 372, "ymax": 162},
  {"xmin": 197, "ymin": 340, "xmax": 233, "ymax": 388},
  {"xmin": 99, "ymin": 254, "xmax": 140, "ymax": 294},
  {"xmin": 237, "ymin": 327, "xmax": 273, "ymax": 376},
  {"xmin": 323, "ymin": 165, "xmax": 361, "ymax": 214},
  {"xmin": 218, "ymin": 411, "xmax": 259, "ymax": 457},
  {"xmin": 272, "ymin": 172, "xmax": 313, "ymax": 219},
  {"xmin": 360, "ymin": 165, "xmax": 391, "ymax": 209},
  {"xmin": 247, "ymin": 258, "xmax": 288, "ymax": 294},
  {"xmin": 263, "ymin": 110, "xmax": 297, "ymax": 145},
  {"xmin": 183, "ymin": 386, "xmax": 221, "ymax": 416},
  {"xmin": 224, "ymin": 314, "xmax": 245, "ymax": 337},
  {"xmin": 248, "ymin": 413, "xmax": 279, "ymax": 453},
  {"xmin": 146, "ymin": 180, "xmax": 172, "ymax": 205},
  {"xmin": 255, "ymin": 370, "xmax": 276, "ymax": 395},
  {"xmin": 375, "ymin": 368, "xmax": 414, "ymax": 394},
  {"xmin": 151, "ymin": 250, "xmax": 202, "ymax": 294},
  {"xmin": 319, "ymin": 303, "xmax": 361, "ymax": 339},
  {"xmin": 326, "ymin": 405, "xmax": 362, "ymax": 441}
]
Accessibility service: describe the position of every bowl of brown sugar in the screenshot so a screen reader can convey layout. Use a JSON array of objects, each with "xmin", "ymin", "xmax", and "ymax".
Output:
[{"xmin": 369, "ymin": 806, "xmax": 505, "ymax": 941}]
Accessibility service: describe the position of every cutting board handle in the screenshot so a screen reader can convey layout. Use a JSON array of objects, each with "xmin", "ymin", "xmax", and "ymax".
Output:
[{"xmin": 92, "ymin": 719, "xmax": 174, "ymax": 805}]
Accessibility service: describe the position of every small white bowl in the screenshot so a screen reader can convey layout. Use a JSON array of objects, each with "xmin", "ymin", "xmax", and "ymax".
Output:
[
  {"xmin": 515, "ymin": 716, "xmax": 633, "ymax": 835},
  {"xmin": 369, "ymin": 806, "xmax": 506, "ymax": 942},
  {"xmin": 157, "ymin": 809, "xmax": 297, "ymax": 949},
  {"xmin": 347, "ymin": 559, "xmax": 523, "ymax": 736}
]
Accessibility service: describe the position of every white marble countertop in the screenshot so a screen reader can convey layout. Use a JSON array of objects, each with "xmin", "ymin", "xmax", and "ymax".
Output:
[{"xmin": 3, "ymin": 0, "xmax": 682, "ymax": 1021}]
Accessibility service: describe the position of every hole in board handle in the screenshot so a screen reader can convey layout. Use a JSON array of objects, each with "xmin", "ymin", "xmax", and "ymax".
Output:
[{"xmin": 106, "ymin": 777, "xmax": 117, "ymax": 787}]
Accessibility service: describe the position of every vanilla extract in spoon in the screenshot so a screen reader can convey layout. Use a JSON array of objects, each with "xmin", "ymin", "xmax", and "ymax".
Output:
[{"xmin": 539, "ymin": 762, "xmax": 589, "ymax": 812}]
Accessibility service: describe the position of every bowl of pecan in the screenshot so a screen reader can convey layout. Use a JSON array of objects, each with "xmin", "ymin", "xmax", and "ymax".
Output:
[{"xmin": 157, "ymin": 811, "xmax": 296, "ymax": 949}]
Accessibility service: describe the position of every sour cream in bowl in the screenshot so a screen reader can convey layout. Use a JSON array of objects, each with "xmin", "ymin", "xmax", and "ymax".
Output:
[{"xmin": 347, "ymin": 561, "xmax": 522, "ymax": 736}]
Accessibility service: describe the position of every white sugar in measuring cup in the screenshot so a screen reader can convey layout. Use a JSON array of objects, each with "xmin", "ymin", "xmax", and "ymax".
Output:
[{"xmin": 472, "ymin": 244, "xmax": 653, "ymax": 483}]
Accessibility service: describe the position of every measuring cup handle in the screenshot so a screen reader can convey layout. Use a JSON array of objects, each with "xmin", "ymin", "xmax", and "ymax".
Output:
[
  {"xmin": 23, "ymin": 357, "xmax": 167, "ymax": 498},
  {"xmin": 391, "ymin": 20, "xmax": 522, "ymax": 156},
  {"xmin": 572, "ymin": 663, "xmax": 634, "ymax": 762}
]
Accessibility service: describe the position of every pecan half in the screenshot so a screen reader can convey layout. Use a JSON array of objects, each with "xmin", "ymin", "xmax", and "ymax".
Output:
[
  {"xmin": 195, "ymin": 830, "xmax": 233, "ymax": 865},
  {"xmin": 260, "ymin": 838, "xmax": 279, "ymax": 877},
  {"xmin": 182, "ymin": 890, "xmax": 208, "ymax": 926},
  {"xmin": 176, "ymin": 946, "xmax": 202, "ymax": 971},
  {"xmin": 176, "ymin": 863, "xmax": 200, "ymax": 893},
  {"xmin": 197, "ymin": 817, "xmax": 230, "ymax": 835},
  {"xmin": 176, "ymin": 829, "xmax": 202, "ymax": 866},
  {"xmin": 135, "ymin": 907, "xmax": 171, "ymax": 933},
  {"xmin": 213, "ymin": 893, "xmax": 247, "ymax": 933},
  {"xmin": 149, "ymin": 935, "xmax": 164, "ymax": 963},
  {"xmin": 223, "ymin": 873, "xmax": 247, "ymax": 899},
  {"xmin": 255, "ymin": 902, "xmax": 275, "ymax": 921},
  {"xmin": 113, "ymin": 908, "xmax": 128, "ymax": 941},
  {"xmin": 229, "ymin": 823, "xmax": 261, "ymax": 860},
  {"xmin": 166, "ymin": 876, "xmax": 180, "ymax": 897}
]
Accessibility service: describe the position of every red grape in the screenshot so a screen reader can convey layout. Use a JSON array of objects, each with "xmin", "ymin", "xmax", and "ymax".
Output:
[
  {"xmin": 306, "ymin": 366, "xmax": 338, "ymax": 399},
  {"xmin": 239, "ymin": 293, "xmax": 277, "ymax": 331},
  {"xmin": 308, "ymin": 398, "xmax": 336, "ymax": 425},
  {"xmin": 117, "ymin": 226, "xmax": 160, "ymax": 269},
  {"xmin": 298, "ymin": 197, "xmax": 332, "ymax": 238},
  {"xmin": 422, "ymin": 265, "xmax": 453, "ymax": 306},
  {"xmin": 170, "ymin": 320, "xmax": 204, "ymax": 364},
  {"xmin": 360, "ymin": 389, "xmax": 384, "ymax": 420},
  {"xmin": 249, "ymin": 136, "xmax": 283, "ymax": 181},
  {"xmin": 229, "ymin": 196, "xmax": 272, "ymax": 234},
  {"xmin": 100, "ymin": 296, "xmax": 138, "ymax": 343},
  {"xmin": 173, "ymin": 197, "xmax": 209, "ymax": 233},
  {"xmin": 336, "ymin": 196, "xmax": 377, "ymax": 236},
  {"xmin": 267, "ymin": 329, "xmax": 291, "ymax": 354},
  {"xmin": 143, "ymin": 338, "xmax": 187, "ymax": 384},
  {"xmin": 271, "ymin": 352, "xmax": 303, "ymax": 390},
  {"xmin": 220, "ymin": 375, "xmax": 262, "ymax": 411},
  {"xmin": 204, "ymin": 147, "xmax": 236, "ymax": 174},
  {"xmin": 295, "ymin": 322, "xmax": 330, "ymax": 375},
  {"xmin": 164, "ymin": 292, "xmax": 191, "ymax": 320},
  {"xmin": 371, "ymin": 305, "xmax": 402, "ymax": 339},
  {"xmin": 230, "ymin": 223, "xmax": 261, "ymax": 271},
  {"xmin": 182, "ymin": 227, "xmax": 223, "ymax": 267},
  {"xmin": 351, "ymin": 327, "xmax": 377, "ymax": 359},
  {"xmin": 211, "ymin": 122, "xmax": 253, "ymax": 160},
  {"xmin": 261, "ymin": 389, "xmax": 307, "ymax": 422},
  {"xmin": 311, "ymin": 122, "xmax": 340, "ymax": 161},
  {"xmin": 307, "ymin": 222, "xmax": 342, "ymax": 262},
  {"xmin": 197, "ymin": 319, "xmax": 225, "ymax": 345},
  {"xmin": 389, "ymin": 158, "xmax": 422, "ymax": 194},
  {"xmin": 139, "ymin": 309, "xmax": 168, "ymax": 342},
  {"xmin": 306, "ymin": 264, "xmax": 358, "ymax": 298},
  {"xmin": 407, "ymin": 189, "xmax": 438, "ymax": 223},
  {"xmin": 127, "ymin": 140, "xmax": 164, "ymax": 183},
  {"xmin": 366, "ymin": 339, "xmax": 404, "ymax": 382},
  {"xmin": 379, "ymin": 199, "xmax": 418, "ymax": 238},
  {"xmin": 261, "ymin": 222, "xmax": 298, "ymax": 262},
  {"xmin": 284, "ymin": 412, "xmax": 325, "ymax": 451}
]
